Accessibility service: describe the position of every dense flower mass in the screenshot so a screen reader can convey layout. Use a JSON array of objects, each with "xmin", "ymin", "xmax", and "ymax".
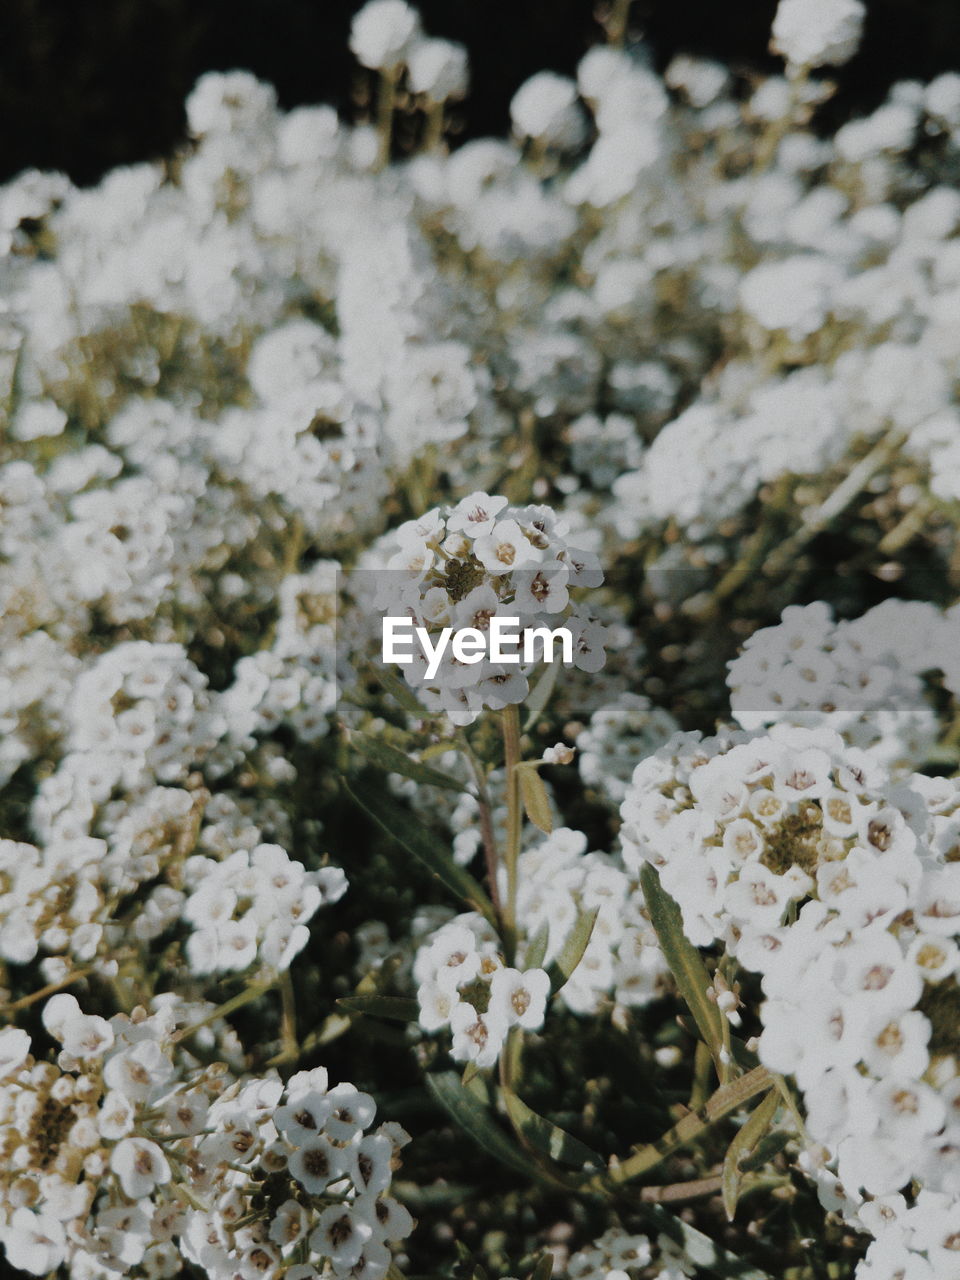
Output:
[
  {"xmin": 360, "ymin": 493, "xmax": 606, "ymax": 724},
  {"xmin": 3, "ymin": 0, "xmax": 960, "ymax": 1276},
  {"xmin": 0, "ymin": 1001, "xmax": 412, "ymax": 1279}
]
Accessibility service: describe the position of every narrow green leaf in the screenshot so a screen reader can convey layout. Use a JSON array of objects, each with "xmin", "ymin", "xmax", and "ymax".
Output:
[
  {"xmin": 524, "ymin": 920, "xmax": 550, "ymax": 970},
  {"xmin": 501, "ymin": 1088, "xmax": 603, "ymax": 1171},
  {"xmin": 350, "ymin": 731, "xmax": 466, "ymax": 792},
  {"xmin": 344, "ymin": 781, "xmax": 498, "ymax": 929},
  {"xmin": 426, "ymin": 1072, "xmax": 546, "ymax": 1180},
  {"xmin": 518, "ymin": 765, "xmax": 553, "ymax": 833},
  {"xmin": 722, "ymin": 1089, "xmax": 779, "ymax": 1221},
  {"xmin": 739, "ymin": 1128, "xmax": 793, "ymax": 1174},
  {"xmin": 530, "ymin": 1254, "xmax": 554, "ymax": 1280},
  {"xmin": 372, "ymin": 665, "xmax": 435, "ymax": 718},
  {"xmin": 524, "ymin": 661, "xmax": 561, "ymax": 729},
  {"xmin": 336, "ymin": 995, "xmax": 420, "ymax": 1022},
  {"xmin": 640, "ymin": 863, "xmax": 725, "ymax": 1072},
  {"xmin": 547, "ymin": 905, "xmax": 600, "ymax": 994}
]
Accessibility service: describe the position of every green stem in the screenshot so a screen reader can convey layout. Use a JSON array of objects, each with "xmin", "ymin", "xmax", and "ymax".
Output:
[
  {"xmin": 501, "ymin": 703, "xmax": 522, "ymax": 964},
  {"xmin": 597, "ymin": 1065, "xmax": 773, "ymax": 1189},
  {"xmin": 459, "ymin": 732, "xmax": 503, "ymax": 918},
  {"xmin": 4, "ymin": 967, "xmax": 94, "ymax": 1015},
  {"xmin": 376, "ymin": 66, "xmax": 401, "ymax": 170},
  {"xmin": 605, "ymin": 0, "xmax": 632, "ymax": 46},
  {"xmin": 422, "ymin": 100, "xmax": 445, "ymax": 151},
  {"xmin": 763, "ymin": 428, "xmax": 907, "ymax": 577},
  {"xmin": 278, "ymin": 971, "xmax": 298, "ymax": 1068},
  {"xmin": 172, "ymin": 980, "xmax": 271, "ymax": 1043}
]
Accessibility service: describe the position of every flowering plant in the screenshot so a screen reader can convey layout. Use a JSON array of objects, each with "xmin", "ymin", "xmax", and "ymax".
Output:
[{"xmin": 3, "ymin": 0, "xmax": 960, "ymax": 1276}]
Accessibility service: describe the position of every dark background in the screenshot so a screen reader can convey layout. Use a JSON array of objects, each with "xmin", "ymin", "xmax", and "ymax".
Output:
[{"xmin": 2, "ymin": 0, "xmax": 960, "ymax": 186}]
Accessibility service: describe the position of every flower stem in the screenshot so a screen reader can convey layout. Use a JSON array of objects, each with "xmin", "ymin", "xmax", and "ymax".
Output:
[
  {"xmin": 4, "ymin": 967, "xmax": 94, "ymax": 1015},
  {"xmin": 376, "ymin": 66, "xmax": 401, "ymax": 170},
  {"xmin": 458, "ymin": 731, "xmax": 503, "ymax": 918},
  {"xmin": 172, "ymin": 980, "xmax": 271, "ymax": 1043},
  {"xmin": 604, "ymin": 0, "xmax": 632, "ymax": 46},
  {"xmin": 597, "ymin": 1065, "xmax": 773, "ymax": 1189},
  {"xmin": 501, "ymin": 703, "xmax": 523, "ymax": 964},
  {"xmin": 278, "ymin": 971, "xmax": 299, "ymax": 1068}
]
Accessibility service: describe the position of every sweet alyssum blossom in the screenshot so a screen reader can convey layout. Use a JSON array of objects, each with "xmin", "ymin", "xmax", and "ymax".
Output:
[
  {"xmin": 361, "ymin": 493, "xmax": 605, "ymax": 725},
  {"xmin": 0, "ymin": 1003, "xmax": 414, "ymax": 1279}
]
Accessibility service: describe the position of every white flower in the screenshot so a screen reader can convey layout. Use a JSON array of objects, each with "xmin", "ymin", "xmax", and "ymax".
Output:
[
  {"xmin": 349, "ymin": 0, "xmax": 420, "ymax": 70},
  {"xmin": 3, "ymin": 1208, "xmax": 67, "ymax": 1275},
  {"xmin": 510, "ymin": 72, "xmax": 586, "ymax": 149},
  {"xmin": 288, "ymin": 1138, "xmax": 344, "ymax": 1195},
  {"xmin": 512, "ymin": 562, "xmax": 570, "ymax": 614},
  {"xmin": 740, "ymin": 255, "xmax": 842, "ymax": 339},
  {"xmin": 472, "ymin": 519, "xmax": 540, "ymax": 574},
  {"xmin": 770, "ymin": 0, "xmax": 866, "ymax": 69},
  {"xmin": 269, "ymin": 1199, "xmax": 309, "ymax": 1249},
  {"xmin": 445, "ymin": 492, "xmax": 508, "ymax": 538},
  {"xmin": 449, "ymin": 1003, "xmax": 508, "ymax": 1068},
  {"xmin": 417, "ymin": 980, "xmax": 461, "ymax": 1031},
  {"xmin": 59, "ymin": 1012, "xmax": 114, "ymax": 1060},
  {"xmin": 103, "ymin": 1038, "xmax": 175, "ymax": 1102},
  {"xmin": 13, "ymin": 401, "xmax": 67, "ymax": 442},
  {"xmin": 310, "ymin": 1204, "xmax": 373, "ymax": 1271},
  {"xmin": 325, "ymin": 1083, "xmax": 377, "ymax": 1143},
  {"xmin": 0, "ymin": 1027, "xmax": 31, "ymax": 1077},
  {"xmin": 349, "ymin": 1133, "xmax": 394, "ymax": 1197},
  {"xmin": 98, "ymin": 1089, "xmax": 136, "ymax": 1140},
  {"xmin": 408, "ymin": 38, "xmax": 469, "ymax": 100},
  {"xmin": 110, "ymin": 1136, "xmax": 171, "ymax": 1199},
  {"xmin": 488, "ymin": 967, "xmax": 551, "ymax": 1030}
]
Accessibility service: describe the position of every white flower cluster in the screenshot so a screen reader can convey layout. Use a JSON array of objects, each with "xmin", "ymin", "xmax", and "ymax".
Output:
[
  {"xmin": 414, "ymin": 918, "xmax": 550, "ymax": 1067},
  {"xmin": 621, "ymin": 723, "xmax": 960, "ymax": 1259},
  {"xmin": 728, "ymin": 601, "xmax": 960, "ymax": 772},
  {"xmin": 567, "ymin": 1226, "xmax": 694, "ymax": 1280},
  {"xmin": 182, "ymin": 844, "xmax": 347, "ymax": 976},
  {"xmin": 350, "ymin": 0, "xmax": 468, "ymax": 100},
  {"xmin": 365, "ymin": 492, "xmax": 605, "ymax": 725},
  {"xmin": 413, "ymin": 828, "xmax": 667, "ymax": 1045},
  {"xmin": 576, "ymin": 694, "xmax": 680, "ymax": 805},
  {"xmin": 219, "ymin": 560, "xmax": 341, "ymax": 752},
  {"xmin": 770, "ymin": 0, "xmax": 866, "ymax": 71},
  {"xmin": 514, "ymin": 829, "xmax": 667, "ymax": 1015},
  {"xmin": 0, "ymin": 1000, "xmax": 412, "ymax": 1279}
]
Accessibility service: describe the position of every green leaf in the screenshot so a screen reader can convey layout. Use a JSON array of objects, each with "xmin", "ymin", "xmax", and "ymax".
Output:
[
  {"xmin": 524, "ymin": 661, "xmax": 561, "ymax": 729},
  {"xmin": 344, "ymin": 781, "xmax": 498, "ymax": 929},
  {"xmin": 738, "ymin": 1127, "xmax": 793, "ymax": 1174},
  {"xmin": 640, "ymin": 863, "xmax": 725, "ymax": 1073},
  {"xmin": 336, "ymin": 995, "xmax": 420, "ymax": 1022},
  {"xmin": 372, "ymin": 665, "xmax": 435, "ymax": 719},
  {"xmin": 518, "ymin": 765, "xmax": 553, "ymax": 833},
  {"xmin": 350, "ymin": 731, "xmax": 466, "ymax": 792},
  {"xmin": 546, "ymin": 905, "xmax": 599, "ymax": 994},
  {"xmin": 722, "ymin": 1089, "xmax": 779, "ymax": 1221},
  {"xmin": 530, "ymin": 1255, "xmax": 554, "ymax": 1280},
  {"xmin": 426, "ymin": 1071, "xmax": 546, "ymax": 1181},
  {"xmin": 501, "ymin": 1088, "xmax": 603, "ymax": 1171},
  {"xmin": 524, "ymin": 920, "xmax": 550, "ymax": 970}
]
